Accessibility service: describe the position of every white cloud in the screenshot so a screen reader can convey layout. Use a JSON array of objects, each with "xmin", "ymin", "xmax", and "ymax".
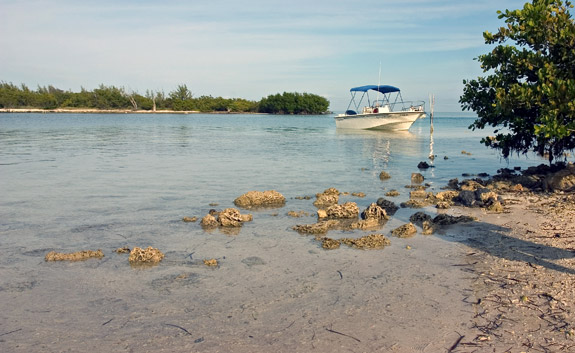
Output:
[{"xmin": 0, "ymin": 0, "xmax": 528, "ymax": 110}]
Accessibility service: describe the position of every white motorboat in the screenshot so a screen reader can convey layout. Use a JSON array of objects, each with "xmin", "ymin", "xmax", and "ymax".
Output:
[{"xmin": 335, "ymin": 85, "xmax": 426, "ymax": 130}]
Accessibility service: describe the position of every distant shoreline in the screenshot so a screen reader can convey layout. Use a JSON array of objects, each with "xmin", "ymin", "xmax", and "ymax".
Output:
[{"xmin": 0, "ymin": 108, "xmax": 267, "ymax": 114}]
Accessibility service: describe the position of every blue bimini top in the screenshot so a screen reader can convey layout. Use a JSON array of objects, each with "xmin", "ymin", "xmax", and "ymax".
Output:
[{"xmin": 350, "ymin": 85, "xmax": 400, "ymax": 94}]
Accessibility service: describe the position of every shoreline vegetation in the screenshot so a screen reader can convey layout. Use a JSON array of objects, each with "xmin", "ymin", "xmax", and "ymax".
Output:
[
  {"xmin": 0, "ymin": 108, "xmax": 257, "ymax": 114},
  {"xmin": 0, "ymin": 82, "xmax": 330, "ymax": 115}
]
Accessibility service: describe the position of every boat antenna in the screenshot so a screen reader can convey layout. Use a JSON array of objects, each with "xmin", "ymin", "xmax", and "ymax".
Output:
[{"xmin": 377, "ymin": 61, "xmax": 382, "ymax": 106}]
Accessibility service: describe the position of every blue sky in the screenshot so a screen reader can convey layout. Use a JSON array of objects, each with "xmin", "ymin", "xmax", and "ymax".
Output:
[{"xmin": 0, "ymin": 0, "xmax": 528, "ymax": 112}]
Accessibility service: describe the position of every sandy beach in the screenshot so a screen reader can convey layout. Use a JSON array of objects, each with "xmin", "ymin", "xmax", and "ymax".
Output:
[
  {"xmin": 446, "ymin": 191, "xmax": 575, "ymax": 352},
  {"xmin": 1, "ymin": 182, "xmax": 574, "ymax": 352}
]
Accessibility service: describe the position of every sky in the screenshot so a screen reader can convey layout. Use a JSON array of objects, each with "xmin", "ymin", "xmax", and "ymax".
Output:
[{"xmin": 0, "ymin": 0, "xmax": 529, "ymax": 112}]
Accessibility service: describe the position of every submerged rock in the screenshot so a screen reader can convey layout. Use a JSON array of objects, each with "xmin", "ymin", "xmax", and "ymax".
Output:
[
  {"xmin": 129, "ymin": 246, "xmax": 164, "ymax": 265},
  {"xmin": 287, "ymin": 210, "xmax": 309, "ymax": 218},
  {"xmin": 410, "ymin": 189, "xmax": 428, "ymax": 199},
  {"xmin": 241, "ymin": 256, "xmax": 266, "ymax": 267},
  {"xmin": 379, "ymin": 171, "xmax": 391, "ymax": 180},
  {"xmin": 182, "ymin": 216, "xmax": 197, "ymax": 222},
  {"xmin": 45, "ymin": 249, "xmax": 104, "ymax": 261},
  {"xmin": 234, "ymin": 190, "xmax": 286, "ymax": 209},
  {"xmin": 385, "ymin": 190, "xmax": 400, "ymax": 197},
  {"xmin": 411, "ymin": 173, "xmax": 425, "ymax": 184},
  {"xmin": 391, "ymin": 223, "xmax": 417, "ymax": 238}
]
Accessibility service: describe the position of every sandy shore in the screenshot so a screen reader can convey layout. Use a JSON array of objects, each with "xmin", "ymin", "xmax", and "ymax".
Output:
[
  {"xmin": 1, "ymin": 172, "xmax": 574, "ymax": 352},
  {"xmin": 447, "ymin": 191, "xmax": 575, "ymax": 352}
]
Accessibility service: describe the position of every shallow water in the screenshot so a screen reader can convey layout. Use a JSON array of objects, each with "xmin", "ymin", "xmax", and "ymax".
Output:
[{"xmin": 0, "ymin": 113, "xmax": 547, "ymax": 352}]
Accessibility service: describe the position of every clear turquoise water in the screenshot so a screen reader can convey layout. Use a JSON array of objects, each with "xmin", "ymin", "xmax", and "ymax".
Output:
[
  {"xmin": 0, "ymin": 112, "xmax": 550, "ymax": 352},
  {"xmin": 1, "ymin": 113, "xmax": 546, "ymax": 241}
]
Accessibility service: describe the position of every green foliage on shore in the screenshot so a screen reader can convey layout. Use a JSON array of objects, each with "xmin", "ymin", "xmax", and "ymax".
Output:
[
  {"xmin": 460, "ymin": 0, "xmax": 575, "ymax": 164},
  {"xmin": 259, "ymin": 92, "xmax": 330, "ymax": 114},
  {"xmin": 0, "ymin": 82, "xmax": 329, "ymax": 114}
]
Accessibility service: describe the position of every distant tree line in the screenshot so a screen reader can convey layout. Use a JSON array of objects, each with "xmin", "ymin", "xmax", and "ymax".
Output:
[
  {"xmin": 0, "ymin": 82, "xmax": 330, "ymax": 114},
  {"xmin": 258, "ymin": 92, "xmax": 330, "ymax": 114}
]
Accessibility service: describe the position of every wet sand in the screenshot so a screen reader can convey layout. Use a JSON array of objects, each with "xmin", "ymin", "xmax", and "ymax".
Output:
[{"xmin": 1, "ymin": 192, "xmax": 574, "ymax": 352}]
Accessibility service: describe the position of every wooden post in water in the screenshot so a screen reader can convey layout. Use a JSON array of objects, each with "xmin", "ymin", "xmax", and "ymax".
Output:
[{"xmin": 429, "ymin": 94, "xmax": 435, "ymax": 161}]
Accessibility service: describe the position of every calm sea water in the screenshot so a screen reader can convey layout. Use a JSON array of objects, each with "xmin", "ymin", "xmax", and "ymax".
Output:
[
  {"xmin": 0, "ymin": 112, "xmax": 550, "ymax": 352},
  {"xmin": 0, "ymin": 112, "xmax": 545, "ymax": 246}
]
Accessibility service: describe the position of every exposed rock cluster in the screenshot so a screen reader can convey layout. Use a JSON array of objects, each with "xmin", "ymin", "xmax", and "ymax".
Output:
[
  {"xmin": 313, "ymin": 188, "xmax": 340, "ymax": 207},
  {"xmin": 201, "ymin": 208, "xmax": 253, "ymax": 228}
]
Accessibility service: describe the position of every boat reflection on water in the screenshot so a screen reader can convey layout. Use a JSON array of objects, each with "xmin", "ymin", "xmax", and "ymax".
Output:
[{"xmin": 335, "ymin": 128, "xmax": 429, "ymax": 179}]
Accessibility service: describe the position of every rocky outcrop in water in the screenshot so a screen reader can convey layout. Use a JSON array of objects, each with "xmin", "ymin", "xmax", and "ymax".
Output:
[
  {"xmin": 128, "ymin": 246, "xmax": 164, "ymax": 265},
  {"xmin": 314, "ymin": 188, "xmax": 340, "ymax": 207},
  {"xmin": 324, "ymin": 202, "xmax": 360, "ymax": 219},
  {"xmin": 200, "ymin": 208, "xmax": 253, "ymax": 229},
  {"xmin": 376, "ymin": 198, "xmax": 399, "ymax": 215},
  {"xmin": 391, "ymin": 223, "xmax": 417, "ymax": 238},
  {"xmin": 234, "ymin": 190, "xmax": 286, "ymax": 209},
  {"xmin": 45, "ymin": 249, "xmax": 104, "ymax": 261}
]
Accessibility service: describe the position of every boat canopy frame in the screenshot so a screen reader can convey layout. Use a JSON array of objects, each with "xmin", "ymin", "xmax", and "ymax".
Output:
[{"xmin": 345, "ymin": 85, "xmax": 408, "ymax": 115}]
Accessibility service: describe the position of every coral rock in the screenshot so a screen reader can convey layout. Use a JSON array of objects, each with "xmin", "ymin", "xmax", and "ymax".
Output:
[
  {"xmin": 325, "ymin": 202, "xmax": 360, "ymax": 219},
  {"xmin": 217, "ymin": 208, "xmax": 252, "ymax": 227},
  {"xmin": 128, "ymin": 246, "xmax": 164, "ymax": 264},
  {"xmin": 293, "ymin": 220, "xmax": 340, "ymax": 234},
  {"xmin": 422, "ymin": 220, "xmax": 437, "ymax": 235},
  {"xmin": 379, "ymin": 171, "xmax": 391, "ymax": 180},
  {"xmin": 320, "ymin": 237, "xmax": 341, "ymax": 250},
  {"xmin": 376, "ymin": 198, "xmax": 399, "ymax": 215},
  {"xmin": 411, "ymin": 173, "xmax": 425, "ymax": 184},
  {"xmin": 234, "ymin": 190, "xmax": 286, "ymax": 209},
  {"xmin": 45, "ymin": 249, "xmax": 104, "ymax": 261},
  {"xmin": 341, "ymin": 234, "xmax": 391, "ymax": 249},
  {"xmin": 203, "ymin": 259, "xmax": 218, "ymax": 266},
  {"xmin": 361, "ymin": 203, "xmax": 388, "ymax": 221},
  {"xmin": 200, "ymin": 214, "xmax": 219, "ymax": 228},
  {"xmin": 385, "ymin": 190, "xmax": 400, "ymax": 197},
  {"xmin": 543, "ymin": 164, "xmax": 575, "ymax": 192},
  {"xmin": 391, "ymin": 223, "xmax": 417, "ymax": 238},
  {"xmin": 314, "ymin": 188, "xmax": 340, "ymax": 207}
]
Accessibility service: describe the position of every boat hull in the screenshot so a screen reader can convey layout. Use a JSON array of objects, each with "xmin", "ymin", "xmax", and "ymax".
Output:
[{"xmin": 334, "ymin": 111, "xmax": 426, "ymax": 131}]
